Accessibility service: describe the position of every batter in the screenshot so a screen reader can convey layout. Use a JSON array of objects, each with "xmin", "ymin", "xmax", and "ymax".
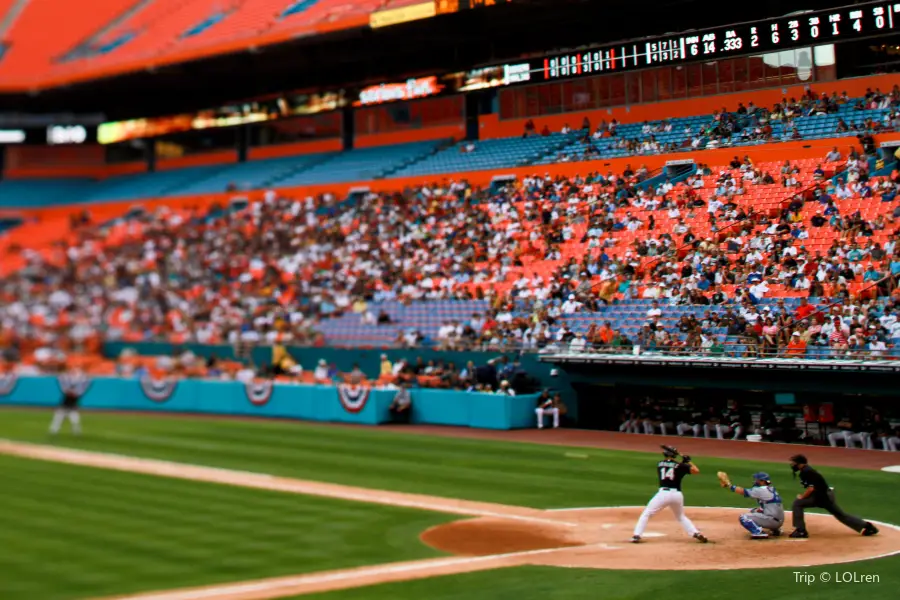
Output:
[{"xmin": 632, "ymin": 445, "xmax": 708, "ymax": 544}]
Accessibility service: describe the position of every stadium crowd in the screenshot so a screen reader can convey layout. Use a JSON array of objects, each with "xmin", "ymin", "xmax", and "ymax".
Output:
[
  {"xmin": 545, "ymin": 85, "xmax": 900, "ymax": 163},
  {"xmin": 1, "ymin": 117, "xmax": 900, "ymax": 376}
]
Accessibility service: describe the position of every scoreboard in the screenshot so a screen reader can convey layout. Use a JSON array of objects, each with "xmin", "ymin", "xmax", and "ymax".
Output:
[
  {"xmin": 0, "ymin": 125, "xmax": 95, "ymax": 145},
  {"xmin": 501, "ymin": 1, "xmax": 899, "ymax": 83}
]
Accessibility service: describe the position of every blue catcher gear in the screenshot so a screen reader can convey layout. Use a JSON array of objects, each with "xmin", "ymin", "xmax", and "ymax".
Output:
[
  {"xmin": 739, "ymin": 513, "xmax": 765, "ymax": 536},
  {"xmin": 752, "ymin": 472, "xmax": 771, "ymax": 483}
]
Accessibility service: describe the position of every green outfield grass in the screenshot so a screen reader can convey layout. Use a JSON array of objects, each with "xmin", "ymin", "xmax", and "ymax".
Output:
[
  {"xmin": 0, "ymin": 409, "xmax": 895, "ymax": 516},
  {"xmin": 0, "ymin": 408, "xmax": 898, "ymax": 600},
  {"xmin": 0, "ymin": 452, "xmax": 450, "ymax": 600},
  {"xmin": 298, "ymin": 562, "xmax": 900, "ymax": 600}
]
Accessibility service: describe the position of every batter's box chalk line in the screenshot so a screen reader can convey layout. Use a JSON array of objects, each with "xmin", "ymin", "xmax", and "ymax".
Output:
[{"xmin": 545, "ymin": 506, "xmax": 900, "ymax": 564}]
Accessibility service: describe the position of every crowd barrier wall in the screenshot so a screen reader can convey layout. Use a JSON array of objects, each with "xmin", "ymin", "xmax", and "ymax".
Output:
[
  {"xmin": 0, "ymin": 375, "xmax": 541, "ymax": 430},
  {"xmin": 101, "ymin": 342, "xmax": 578, "ymax": 420}
]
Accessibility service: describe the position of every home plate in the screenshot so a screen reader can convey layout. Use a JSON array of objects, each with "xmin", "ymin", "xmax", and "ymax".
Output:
[
  {"xmin": 642, "ymin": 532, "xmax": 666, "ymax": 538},
  {"xmin": 601, "ymin": 524, "xmax": 615, "ymax": 529}
]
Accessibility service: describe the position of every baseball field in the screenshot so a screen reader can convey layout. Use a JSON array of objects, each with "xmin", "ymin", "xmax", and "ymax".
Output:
[{"xmin": 1, "ymin": 408, "xmax": 898, "ymax": 600}]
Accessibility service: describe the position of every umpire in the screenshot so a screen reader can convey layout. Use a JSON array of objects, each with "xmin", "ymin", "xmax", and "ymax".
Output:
[{"xmin": 788, "ymin": 454, "xmax": 879, "ymax": 538}]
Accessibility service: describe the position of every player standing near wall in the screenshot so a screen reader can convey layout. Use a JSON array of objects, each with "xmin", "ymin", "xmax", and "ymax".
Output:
[
  {"xmin": 632, "ymin": 445, "xmax": 708, "ymax": 543},
  {"xmin": 49, "ymin": 368, "xmax": 89, "ymax": 436}
]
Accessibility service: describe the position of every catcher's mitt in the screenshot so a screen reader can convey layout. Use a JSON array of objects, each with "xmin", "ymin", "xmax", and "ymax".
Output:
[{"xmin": 717, "ymin": 471, "xmax": 731, "ymax": 487}]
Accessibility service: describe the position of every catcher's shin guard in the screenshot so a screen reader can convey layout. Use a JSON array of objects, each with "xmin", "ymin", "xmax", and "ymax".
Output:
[{"xmin": 739, "ymin": 514, "xmax": 765, "ymax": 536}]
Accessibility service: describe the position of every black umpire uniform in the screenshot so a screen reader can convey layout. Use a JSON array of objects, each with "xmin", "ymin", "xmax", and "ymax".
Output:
[{"xmin": 788, "ymin": 454, "xmax": 878, "ymax": 537}]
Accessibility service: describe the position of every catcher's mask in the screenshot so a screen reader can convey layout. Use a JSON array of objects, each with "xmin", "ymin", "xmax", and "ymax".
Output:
[{"xmin": 752, "ymin": 471, "xmax": 771, "ymax": 484}]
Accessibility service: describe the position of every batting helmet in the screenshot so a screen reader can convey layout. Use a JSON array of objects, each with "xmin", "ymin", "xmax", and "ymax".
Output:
[{"xmin": 661, "ymin": 445, "xmax": 679, "ymax": 459}]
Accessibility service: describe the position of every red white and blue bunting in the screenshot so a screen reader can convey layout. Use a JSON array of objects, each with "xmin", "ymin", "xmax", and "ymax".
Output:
[
  {"xmin": 0, "ymin": 372, "xmax": 17, "ymax": 396},
  {"xmin": 337, "ymin": 383, "xmax": 370, "ymax": 413},
  {"xmin": 139, "ymin": 376, "xmax": 178, "ymax": 403},
  {"xmin": 244, "ymin": 380, "xmax": 274, "ymax": 406}
]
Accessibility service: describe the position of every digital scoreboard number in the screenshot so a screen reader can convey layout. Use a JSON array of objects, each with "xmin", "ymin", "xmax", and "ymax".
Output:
[{"xmin": 529, "ymin": 1, "xmax": 898, "ymax": 81}]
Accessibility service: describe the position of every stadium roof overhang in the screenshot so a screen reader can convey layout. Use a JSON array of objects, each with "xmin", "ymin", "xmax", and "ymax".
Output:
[{"xmin": 0, "ymin": 0, "xmax": 857, "ymax": 119}]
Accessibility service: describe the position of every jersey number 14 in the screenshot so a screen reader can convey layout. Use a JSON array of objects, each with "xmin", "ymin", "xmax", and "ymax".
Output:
[{"xmin": 660, "ymin": 467, "xmax": 675, "ymax": 480}]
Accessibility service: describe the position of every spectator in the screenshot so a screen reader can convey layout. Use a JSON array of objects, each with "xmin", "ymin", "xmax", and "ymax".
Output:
[
  {"xmin": 313, "ymin": 359, "xmax": 330, "ymax": 383},
  {"xmin": 496, "ymin": 380, "xmax": 516, "ymax": 396},
  {"xmin": 785, "ymin": 331, "xmax": 807, "ymax": 356},
  {"xmin": 379, "ymin": 354, "xmax": 393, "ymax": 378}
]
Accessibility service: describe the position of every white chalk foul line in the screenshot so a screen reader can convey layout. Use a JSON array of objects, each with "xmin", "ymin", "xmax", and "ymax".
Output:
[{"xmin": 0, "ymin": 439, "xmax": 576, "ymax": 528}]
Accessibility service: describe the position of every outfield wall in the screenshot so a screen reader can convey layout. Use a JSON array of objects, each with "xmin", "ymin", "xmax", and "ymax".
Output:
[
  {"xmin": 101, "ymin": 342, "xmax": 579, "ymax": 419},
  {"xmin": 0, "ymin": 375, "xmax": 542, "ymax": 430}
]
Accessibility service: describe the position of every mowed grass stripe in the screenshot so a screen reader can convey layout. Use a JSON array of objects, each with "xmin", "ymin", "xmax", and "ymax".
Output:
[
  {"xmin": 3, "ymin": 410, "xmax": 689, "ymax": 506},
  {"xmin": 0, "ymin": 409, "xmax": 897, "ymax": 522},
  {"xmin": 296, "ymin": 560, "xmax": 900, "ymax": 600},
  {"xmin": 0, "ymin": 453, "xmax": 451, "ymax": 600}
]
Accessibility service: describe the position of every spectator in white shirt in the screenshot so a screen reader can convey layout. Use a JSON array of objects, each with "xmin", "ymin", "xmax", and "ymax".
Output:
[
  {"xmin": 750, "ymin": 280, "xmax": 769, "ymax": 300},
  {"xmin": 569, "ymin": 333, "xmax": 587, "ymax": 352},
  {"xmin": 496, "ymin": 380, "xmax": 516, "ymax": 396},
  {"xmin": 313, "ymin": 359, "xmax": 330, "ymax": 382},
  {"xmin": 642, "ymin": 284, "xmax": 663, "ymax": 299},
  {"xmin": 562, "ymin": 294, "xmax": 582, "ymax": 314},
  {"xmin": 868, "ymin": 337, "xmax": 887, "ymax": 357}
]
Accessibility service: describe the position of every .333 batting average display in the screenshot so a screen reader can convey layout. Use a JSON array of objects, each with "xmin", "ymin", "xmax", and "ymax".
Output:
[{"xmin": 493, "ymin": 1, "xmax": 899, "ymax": 84}]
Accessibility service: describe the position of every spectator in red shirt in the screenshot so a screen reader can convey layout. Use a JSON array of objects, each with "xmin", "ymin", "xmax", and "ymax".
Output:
[
  {"xmin": 481, "ymin": 315, "xmax": 498, "ymax": 335},
  {"xmin": 785, "ymin": 331, "xmax": 808, "ymax": 356},
  {"xmin": 795, "ymin": 297, "xmax": 816, "ymax": 320}
]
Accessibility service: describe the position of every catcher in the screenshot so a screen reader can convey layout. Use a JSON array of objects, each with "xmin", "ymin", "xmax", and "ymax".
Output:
[{"xmin": 718, "ymin": 470, "xmax": 784, "ymax": 539}]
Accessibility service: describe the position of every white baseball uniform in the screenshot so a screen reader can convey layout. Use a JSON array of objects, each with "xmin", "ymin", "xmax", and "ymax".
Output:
[{"xmin": 633, "ymin": 459, "xmax": 701, "ymax": 538}]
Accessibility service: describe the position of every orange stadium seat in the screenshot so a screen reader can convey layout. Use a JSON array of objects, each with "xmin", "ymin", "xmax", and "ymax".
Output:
[
  {"xmin": 0, "ymin": 0, "xmax": 135, "ymax": 85},
  {"xmin": 0, "ymin": 0, "xmax": 429, "ymax": 88}
]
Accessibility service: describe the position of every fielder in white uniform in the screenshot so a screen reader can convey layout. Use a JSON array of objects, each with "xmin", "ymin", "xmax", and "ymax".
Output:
[
  {"xmin": 719, "ymin": 471, "xmax": 784, "ymax": 538},
  {"xmin": 632, "ymin": 446, "xmax": 708, "ymax": 543},
  {"xmin": 49, "ymin": 369, "xmax": 89, "ymax": 435},
  {"xmin": 827, "ymin": 416, "xmax": 874, "ymax": 449},
  {"xmin": 535, "ymin": 392, "xmax": 560, "ymax": 429}
]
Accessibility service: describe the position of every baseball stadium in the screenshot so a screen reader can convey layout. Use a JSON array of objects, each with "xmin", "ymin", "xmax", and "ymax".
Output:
[{"xmin": 1, "ymin": 1, "xmax": 900, "ymax": 599}]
